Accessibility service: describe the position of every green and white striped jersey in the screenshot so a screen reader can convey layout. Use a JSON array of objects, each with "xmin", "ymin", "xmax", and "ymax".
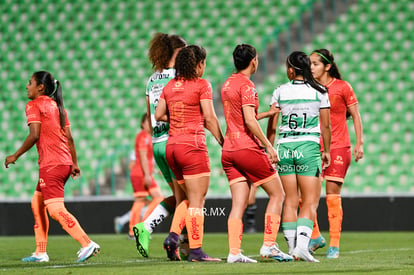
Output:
[
  {"xmin": 146, "ymin": 68, "xmax": 175, "ymax": 143},
  {"xmin": 270, "ymin": 80, "xmax": 330, "ymax": 144}
]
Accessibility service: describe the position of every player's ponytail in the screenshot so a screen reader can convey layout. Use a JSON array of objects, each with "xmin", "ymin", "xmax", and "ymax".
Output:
[
  {"xmin": 32, "ymin": 71, "xmax": 66, "ymax": 129},
  {"xmin": 312, "ymin": 49, "xmax": 342, "ymax": 80},
  {"xmin": 287, "ymin": 51, "xmax": 327, "ymax": 94}
]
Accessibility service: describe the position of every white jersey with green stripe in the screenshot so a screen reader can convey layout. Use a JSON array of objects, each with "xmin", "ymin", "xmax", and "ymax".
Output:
[
  {"xmin": 146, "ymin": 68, "xmax": 175, "ymax": 143},
  {"xmin": 270, "ymin": 80, "xmax": 330, "ymax": 144}
]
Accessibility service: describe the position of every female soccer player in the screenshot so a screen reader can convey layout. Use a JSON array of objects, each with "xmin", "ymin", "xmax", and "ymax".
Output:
[
  {"xmin": 308, "ymin": 49, "xmax": 364, "ymax": 259},
  {"xmin": 267, "ymin": 51, "xmax": 331, "ymax": 262},
  {"xmin": 155, "ymin": 45, "xmax": 224, "ymax": 262},
  {"xmin": 221, "ymin": 44, "xmax": 292, "ymax": 263},
  {"xmin": 133, "ymin": 33, "xmax": 188, "ymax": 258},
  {"xmin": 4, "ymin": 71, "xmax": 100, "ymax": 263},
  {"xmin": 128, "ymin": 113, "xmax": 164, "ymax": 238}
]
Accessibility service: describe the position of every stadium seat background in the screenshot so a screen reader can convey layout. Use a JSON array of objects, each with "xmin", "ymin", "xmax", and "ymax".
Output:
[{"xmin": 0, "ymin": 0, "xmax": 413, "ymax": 198}]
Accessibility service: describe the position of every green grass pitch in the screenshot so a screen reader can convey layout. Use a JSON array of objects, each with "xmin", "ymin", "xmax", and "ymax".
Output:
[{"xmin": 1, "ymin": 232, "xmax": 413, "ymax": 274}]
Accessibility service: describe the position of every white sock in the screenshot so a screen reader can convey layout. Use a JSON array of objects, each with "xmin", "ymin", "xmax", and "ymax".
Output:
[
  {"xmin": 282, "ymin": 222, "xmax": 297, "ymax": 254},
  {"xmin": 118, "ymin": 210, "xmax": 131, "ymax": 226},
  {"xmin": 283, "ymin": 229, "xmax": 296, "ymax": 253},
  {"xmin": 143, "ymin": 204, "xmax": 170, "ymax": 233},
  {"xmin": 296, "ymin": 223, "xmax": 313, "ymax": 251}
]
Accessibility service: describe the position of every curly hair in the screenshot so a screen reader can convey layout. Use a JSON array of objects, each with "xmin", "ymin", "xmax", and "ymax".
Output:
[
  {"xmin": 175, "ymin": 45, "xmax": 206, "ymax": 80},
  {"xmin": 148, "ymin": 33, "xmax": 187, "ymax": 72}
]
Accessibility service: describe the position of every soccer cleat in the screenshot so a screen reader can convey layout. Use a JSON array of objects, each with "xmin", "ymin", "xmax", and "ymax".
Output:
[
  {"xmin": 227, "ymin": 253, "xmax": 257, "ymax": 263},
  {"xmin": 114, "ymin": 217, "xmax": 123, "ymax": 234},
  {"xmin": 326, "ymin": 246, "xmax": 340, "ymax": 259},
  {"xmin": 260, "ymin": 244, "xmax": 293, "ymax": 262},
  {"xmin": 179, "ymin": 235, "xmax": 190, "ymax": 261},
  {"xmin": 308, "ymin": 235, "xmax": 326, "ymax": 254},
  {"xmin": 133, "ymin": 223, "xmax": 150, "ymax": 257},
  {"xmin": 292, "ymin": 247, "xmax": 319, "ymax": 262},
  {"xmin": 22, "ymin": 252, "xmax": 49, "ymax": 262},
  {"xmin": 163, "ymin": 233, "xmax": 181, "ymax": 261},
  {"xmin": 77, "ymin": 241, "xmax": 100, "ymax": 262},
  {"xmin": 188, "ymin": 248, "xmax": 222, "ymax": 262}
]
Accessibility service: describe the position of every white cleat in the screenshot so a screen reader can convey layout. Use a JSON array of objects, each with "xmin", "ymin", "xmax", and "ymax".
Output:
[
  {"xmin": 22, "ymin": 252, "xmax": 49, "ymax": 262},
  {"xmin": 292, "ymin": 247, "xmax": 320, "ymax": 262},
  {"xmin": 77, "ymin": 241, "xmax": 100, "ymax": 262},
  {"xmin": 227, "ymin": 253, "xmax": 257, "ymax": 263},
  {"xmin": 260, "ymin": 244, "xmax": 293, "ymax": 262}
]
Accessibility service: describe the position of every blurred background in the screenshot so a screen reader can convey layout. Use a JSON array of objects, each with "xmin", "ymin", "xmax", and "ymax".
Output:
[{"xmin": 1, "ymin": 0, "xmax": 413, "ymax": 200}]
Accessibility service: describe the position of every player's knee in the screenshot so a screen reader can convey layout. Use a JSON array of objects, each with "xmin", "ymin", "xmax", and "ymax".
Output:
[{"xmin": 47, "ymin": 203, "xmax": 66, "ymax": 221}]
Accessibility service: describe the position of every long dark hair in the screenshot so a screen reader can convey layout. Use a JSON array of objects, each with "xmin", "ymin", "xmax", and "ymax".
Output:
[
  {"xmin": 312, "ymin": 49, "xmax": 342, "ymax": 80},
  {"xmin": 287, "ymin": 51, "xmax": 327, "ymax": 94},
  {"xmin": 175, "ymin": 45, "xmax": 206, "ymax": 80},
  {"xmin": 148, "ymin": 33, "xmax": 187, "ymax": 72},
  {"xmin": 233, "ymin": 44, "xmax": 256, "ymax": 71},
  {"xmin": 32, "ymin": 71, "xmax": 65, "ymax": 128}
]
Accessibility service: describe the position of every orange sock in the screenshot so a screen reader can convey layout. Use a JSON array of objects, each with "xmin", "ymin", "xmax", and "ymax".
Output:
[
  {"xmin": 263, "ymin": 213, "xmax": 280, "ymax": 247},
  {"xmin": 129, "ymin": 200, "xmax": 146, "ymax": 235},
  {"xmin": 170, "ymin": 200, "xmax": 189, "ymax": 235},
  {"xmin": 32, "ymin": 191, "xmax": 49, "ymax": 254},
  {"xmin": 326, "ymin": 194, "xmax": 342, "ymax": 247},
  {"xmin": 142, "ymin": 196, "xmax": 164, "ymax": 220},
  {"xmin": 46, "ymin": 200, "xmax": 90, "ymax": 247},
  {"xmin": 228, "ymin": 218, "xmax": 243, "ymax": 255},
  {"xmin": 186, "ymin": 207, "xmax": 204, "ymax": 249},
  {"xmin": 311, "ymin": 214, "xmax": 321, "ymax": 239}
]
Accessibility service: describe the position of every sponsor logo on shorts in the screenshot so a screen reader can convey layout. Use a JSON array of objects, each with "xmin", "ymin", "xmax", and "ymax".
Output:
[
  {"xmin": 39, "ymin": 178, "xmax": 46, "ymax": 188},
  {"xmin": 278, "ymin": 164, "xmax": 309, "ymax": 173},
  {"xmin": 280, "ymin": 149, "xmax": 304, "ymax": 159},
  {"xmin": 334, "ymin": 155, "xmax": 344, "ymax": 165},
  {"xmin": 58, "ymin": 211, "xmax": 76, "ymax": 228}
]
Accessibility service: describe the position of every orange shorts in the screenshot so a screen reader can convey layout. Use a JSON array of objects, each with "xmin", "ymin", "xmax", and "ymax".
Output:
[
  {"xmin": 221, "ymin": 147, "xmax": 277, "ymax": 187},
  {"xmin": 130, "ymin": 174, "xmax": 158, "ymax": 197},
  {"xmin": 166, "ymin": 143, "xmax": 210, "ymax": 183},
  {"xmin": 323, "ymin": 147, "xmax": 351, "ymax": 183},
  {"xmin": 36, "ymin": 165, "xmax": 71, "ymax": 201}
]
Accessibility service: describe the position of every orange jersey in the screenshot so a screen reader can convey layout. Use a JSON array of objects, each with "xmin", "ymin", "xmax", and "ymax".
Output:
[
  {"xmin": 321, "ymin": 78, "xmax": 358, "ymax": 150},
  {"xmin": 131, "ymin": 130, "xmax": 154, "ymax": 176},
  {"xmin": 221, "ymin": 73, "xmax": 261, "ymax": 151},
  {"xmin": 160, "ymin": 77, "xmax": 213, "ymax": 148},
  {"xmin": 25, "ymin": 95, "xmax": 72, "ymax": 168}
]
